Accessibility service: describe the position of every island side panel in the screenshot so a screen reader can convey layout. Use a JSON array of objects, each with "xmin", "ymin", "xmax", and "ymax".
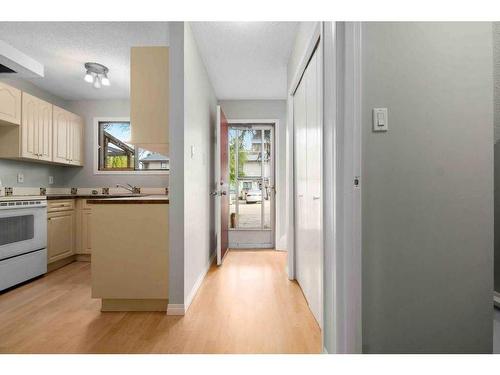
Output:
[{"xmin": 91, "ymin": 204, "xmax": 169, "ymax": 302}]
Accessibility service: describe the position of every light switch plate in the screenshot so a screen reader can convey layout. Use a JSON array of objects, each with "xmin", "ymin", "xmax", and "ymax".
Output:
[
  {"xmin": 373, "ymin": 108, "xmax": 388, "ymax": 132},
  {"xmin": 49, "ymin": 176, "xmax": 54, "ymax": 185},
  {"xmin": 17, "ymin": 173, "xmax": 24, "ymax": 183}
]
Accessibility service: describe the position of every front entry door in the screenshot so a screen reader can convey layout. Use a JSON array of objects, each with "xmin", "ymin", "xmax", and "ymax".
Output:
[
  {"xmin": 215, "ymin": 106, "xmax": 229, "ymax": 265},
  {"xmin": 227, "ymin": 124, "xmax": 275, "ymax": 248}
]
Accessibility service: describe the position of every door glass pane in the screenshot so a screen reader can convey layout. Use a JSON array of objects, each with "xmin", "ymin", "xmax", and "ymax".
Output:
[
  {"xmin": 237, "ymin": 180, "xmax": 261, "ymax": 228},
  {"xmin": 238, "ymin": 129, "xmax": 262, "ymax": 178},
  {"xmin": 228, "ymin": 128, "xmax": 238, "ymax": 228},
  {"xmin": 263, "ymin": 129, "xmax": 272, "ymax": 229}
]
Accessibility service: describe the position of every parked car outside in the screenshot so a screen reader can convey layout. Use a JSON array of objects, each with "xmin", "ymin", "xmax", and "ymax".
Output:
[{"xmin": 245, "ymin": 189, "xmax": 262, "ymax": 204}]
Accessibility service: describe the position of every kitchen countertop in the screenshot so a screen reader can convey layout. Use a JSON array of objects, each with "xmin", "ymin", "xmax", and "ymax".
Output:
[
  {"xmin": 46, "ymin": 194, "xmax": 147, "ymax": 200},
  {"xmin": 86, "ymin": 195, "xmax": 169, "ymax": 204}
]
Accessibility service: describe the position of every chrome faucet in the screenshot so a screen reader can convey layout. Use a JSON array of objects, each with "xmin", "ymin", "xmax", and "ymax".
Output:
[{"xmin": 116, "ymin": 183, "xmax": 135, "ymax": 193}]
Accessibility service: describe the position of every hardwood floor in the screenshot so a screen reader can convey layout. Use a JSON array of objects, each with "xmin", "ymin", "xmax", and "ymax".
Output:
[{"xmin": 0, "ymin": 250, "xmax": 321, "ymax": 354}]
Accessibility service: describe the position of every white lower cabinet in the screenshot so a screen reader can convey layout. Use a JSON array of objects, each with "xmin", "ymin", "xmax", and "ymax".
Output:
[{"xmin": 47, "ymin": 209, "xmax": 75, "ymax": 264}]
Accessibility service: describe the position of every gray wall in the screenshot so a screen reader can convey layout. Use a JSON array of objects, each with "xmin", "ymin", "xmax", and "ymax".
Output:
[
  {"xmin": 168, "ymin": 22, "xmax": 185, "ymax": 305},
  {"xmin": 183, "ymin": 22, "xmax": 218, "ymax": 304},
  {"xmin": 0, "ymin": 78, "xmax": 72, "ymax": 187},
  {"xmin": 64, "ymin": 99, "xmax": 169, "ymax": 188},
  {"xmin": 218, "ymin": 100, "xmax": 287, "ymax": 249},
  {"xmin": 494, "ymin": 22, "xmax": 500, "ymax": 293},
  {"xmin": 362, "ymin": 22, "xmax": 493, "ymax": 353}
]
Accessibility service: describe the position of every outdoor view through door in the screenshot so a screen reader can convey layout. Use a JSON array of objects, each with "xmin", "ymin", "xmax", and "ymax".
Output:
[{"xmin": 228, "ymin": 124, "xmax": 275, "ymax": 248}]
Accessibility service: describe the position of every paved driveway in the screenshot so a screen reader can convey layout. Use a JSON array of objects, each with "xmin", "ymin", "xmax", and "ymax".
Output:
[{"xmin": 229, "ymin": 199, "xmax": 271, "ymax": 228}]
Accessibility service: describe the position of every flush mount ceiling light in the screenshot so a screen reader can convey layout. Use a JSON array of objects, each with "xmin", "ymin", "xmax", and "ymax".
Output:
[{"xmin": 83, "ymin": 62, "xmax": 110, "ymax": 89}]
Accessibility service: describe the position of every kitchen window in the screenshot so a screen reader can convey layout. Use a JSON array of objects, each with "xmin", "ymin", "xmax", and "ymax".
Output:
[{"xmin": 94, "ymin": 118, "xmax": 169, "ymax": 174}]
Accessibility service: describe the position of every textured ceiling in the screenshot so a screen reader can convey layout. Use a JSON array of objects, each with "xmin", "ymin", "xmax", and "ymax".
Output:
[
  {"xmin": 0, "ymin": 22, "xmax": 169, "ymax": 100},
  {"xmin": 191, "ymin": 22, "xmax": 298, "ymax": 100}
]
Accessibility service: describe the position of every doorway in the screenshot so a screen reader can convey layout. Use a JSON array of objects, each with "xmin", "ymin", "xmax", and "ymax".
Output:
[{"xmin": 227, "ymin": 123, "xmax": 275, "ymax": 249}]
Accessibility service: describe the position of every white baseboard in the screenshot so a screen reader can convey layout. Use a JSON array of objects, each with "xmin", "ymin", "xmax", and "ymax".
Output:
[
  {"xmin": 166, "ymin": 304, "xmax": 185, "ymax": 315},
  {"xmin": 184, "ymin": 251, "xmax": 216, "ymax": 313}
]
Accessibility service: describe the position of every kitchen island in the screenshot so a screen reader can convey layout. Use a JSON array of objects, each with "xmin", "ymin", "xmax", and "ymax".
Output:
[{"xmin": 88, "ymin": 195, "xmax": 169, "ymax": 311}]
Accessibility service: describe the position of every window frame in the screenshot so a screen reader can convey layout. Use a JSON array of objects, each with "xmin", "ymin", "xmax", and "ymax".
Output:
[{"xmin": 93, "ymin": 117, "xmax": 169, "ymax": 175}]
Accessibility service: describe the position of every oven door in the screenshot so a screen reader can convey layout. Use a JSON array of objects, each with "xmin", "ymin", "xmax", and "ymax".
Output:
[{"xmin": 0, "ymin": 206, "xmax": 47, "ymax": 261}]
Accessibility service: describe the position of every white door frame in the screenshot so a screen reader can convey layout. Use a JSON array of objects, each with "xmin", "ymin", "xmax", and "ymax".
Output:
[
  {"xmin": 227, "ymin": 118, "xmax": 281, "ymax": 249},
  {"xmin": 287, "ymin": 21, "xmax": 362, "ymax": 354}
]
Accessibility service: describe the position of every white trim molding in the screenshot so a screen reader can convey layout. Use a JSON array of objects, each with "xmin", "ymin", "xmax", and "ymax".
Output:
[{"xmin": 166, "ymin": 304, "xmax": 185, "ymax": 316}]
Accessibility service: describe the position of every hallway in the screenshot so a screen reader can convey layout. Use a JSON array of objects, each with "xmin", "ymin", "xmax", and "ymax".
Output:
[{"xmin": 0, "ymin": 251, "xmax": 321, "ymax": 353}]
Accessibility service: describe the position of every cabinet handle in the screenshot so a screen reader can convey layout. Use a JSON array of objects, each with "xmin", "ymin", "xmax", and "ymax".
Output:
[{"xmin": 313, "ymin": 196, "xmax": 320, "ymax": 200}]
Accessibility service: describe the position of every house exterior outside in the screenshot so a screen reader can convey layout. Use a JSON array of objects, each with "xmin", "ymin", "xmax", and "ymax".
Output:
[{"xmin": 139, "ymin": 153, "xmax": 170, "ymax": 170}]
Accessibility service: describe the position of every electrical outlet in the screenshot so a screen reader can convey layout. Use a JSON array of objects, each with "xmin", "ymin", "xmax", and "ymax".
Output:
[
  {"xmin": 49, "ymin": 176, "xmax": 54, "ymax": 185},
  {"xmin": 17, "ymin": 173, "xmax": 24, "ymax": 183}
]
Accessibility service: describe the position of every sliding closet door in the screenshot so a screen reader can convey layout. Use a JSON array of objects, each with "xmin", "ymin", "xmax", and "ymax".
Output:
[
  {"xmin": 294, "ymin": 70, "xmax": 308, "ymax": 303},
  {"xmin": 305, "ymin": 48, "xmax": 322, "ymax": 327},
  {"xmin": 294, "ymin": 44, "xmax": 322, "ymax": 328}
]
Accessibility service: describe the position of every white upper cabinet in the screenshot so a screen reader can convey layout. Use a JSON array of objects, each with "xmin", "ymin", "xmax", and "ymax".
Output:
[
  {"xmin": 21, "ymin": 92, "xmax": 52, "ymax": 161},
  {"xmin": 70, "ymin": 113, "xmax": 84, "ymax": 166},
  {"xmin": 0, "ymin": 81, "xmax": 21, "ymax": 126},
  {"xmin": 130, "ymin": 46, "xmax": 169, "ymax": 154},
  {"xmin": 0, "ymin": 88, "xmax": 83, "ymax": 167},
  {"xmin": 52, "ymin": 105, "xmax": 71, "ymax": 163},
  {"xmin": 53, "ymin": 105, "xmax": 84, "ymax": 166}
]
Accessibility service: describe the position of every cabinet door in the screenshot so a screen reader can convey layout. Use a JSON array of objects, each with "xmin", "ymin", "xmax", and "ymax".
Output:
[
  {"xmin": 47, "ymin": 211, "xmax": 75, "ymax": 263},
  {"xmin": 81, "ymin": 209, "xmax": 92, "ymax": 254},
  {"xmin": 70, "ymin": 114, "xmax": 84, "ymax": 166},
  {"xmin": 0, "ymin": 81, "xmax": 21, "ymax": 125},
  {"xmin": 37, "ymin": 99, "xmax": 53, "ymax": 162},
  {"xmin": 21, "ymin": 93, "xmax": 39, "ymax": 160},
  {"xmin": 52, "ymin": 105, "xmax": 70, "ymax": 163}
]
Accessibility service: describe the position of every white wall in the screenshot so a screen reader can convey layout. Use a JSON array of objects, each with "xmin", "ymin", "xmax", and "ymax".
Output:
[
  {"xmin": 362, "ymin": 22, "xmax": 493, "ymax": 353},
  {"xmin": 218, "ymin": 100, "xmax": 287, "ymax": 249},
  {"xmin": 287, "ymin": 22, "xmax": 318, "ymax": 91},
  {"xmin": 182, "ymin": 22, "xmax": 218, "ymax": 309},
  {"xmin": 65, "ymin": 99, "xmax": 169, "ymax": 188}
]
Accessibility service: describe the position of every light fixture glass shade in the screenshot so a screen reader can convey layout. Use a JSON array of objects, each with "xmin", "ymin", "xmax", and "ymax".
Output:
[
  {"xmin": 93, "ymin": 76, "xmax": 102, "ymax": 89},
  {"xmin": 101, "ymin": 74, "xmax": 110, "ymax": 86},
  {"xmin": 84, "ymin": 71, "xmax": 93, "ymax": 83}
]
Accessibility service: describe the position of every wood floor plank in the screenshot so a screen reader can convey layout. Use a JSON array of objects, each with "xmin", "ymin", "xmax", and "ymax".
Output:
[{"xmin": 0, "ymin": 250, "xmax": 321, "ymax": 353}]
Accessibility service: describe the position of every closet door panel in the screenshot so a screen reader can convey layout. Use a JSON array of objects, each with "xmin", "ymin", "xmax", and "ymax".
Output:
[
  {"xmin": 305, "ymin": 49, "xmax": 322, "ymax": 326},
  {"xmin": 294, "ymin": 75, "xmax": 310, "ymax": 305}
]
